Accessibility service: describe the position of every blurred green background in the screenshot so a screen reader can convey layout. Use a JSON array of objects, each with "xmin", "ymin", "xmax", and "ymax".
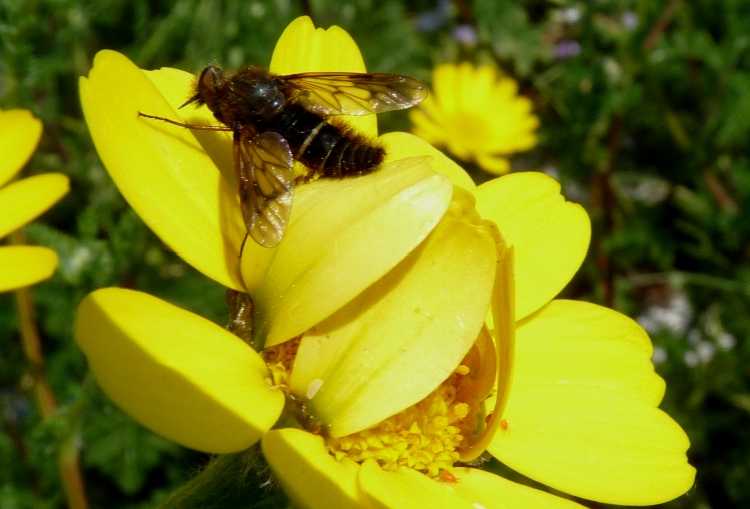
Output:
[{"xmin": 1, "ymin": 0, "xmax": 748, "ymax": 507}]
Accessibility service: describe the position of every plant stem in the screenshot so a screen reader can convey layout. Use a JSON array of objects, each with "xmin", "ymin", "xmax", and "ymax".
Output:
[
  {"xmin": 58, "ymin": 436, "xmax": 89, "ymax": 509},
  {"xmin": 592, "ymin": 116, "xmax": 621, "ymax": 307},
  {"xmin": 160, "ymin": 446, "xmax": 285, "ymax": 509},
  {"xmin": 12, "ymin": 231, "xmax": 89, "ymax": 509},
  {"xmin": 643, "ymin": 0, "xmax": 682, "ymax": 50},
  {"xmin": 627, "ymin": 271, "xmax": 750, "ymax": 296},
  {"xmin": 15, "ymin": 285, "xmax": 57, "ymax": 416}
]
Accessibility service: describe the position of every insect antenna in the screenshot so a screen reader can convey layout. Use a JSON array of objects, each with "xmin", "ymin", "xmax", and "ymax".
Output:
[{"xmin": 137, "ymin": 112, "xmax": 231, "ymax": 131}]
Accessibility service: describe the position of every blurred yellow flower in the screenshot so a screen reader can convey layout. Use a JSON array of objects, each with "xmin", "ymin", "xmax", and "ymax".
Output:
[
  {"xmin": 76, "ymin": 16, "xmax": 693, "ymax": 509},
  {"xmin": 411, "ymin": 63, "xmax": 539, "ymax": 175},
  {"xmin": 0, "ymin": 109, "xmax": 69, "ymax": 292}
]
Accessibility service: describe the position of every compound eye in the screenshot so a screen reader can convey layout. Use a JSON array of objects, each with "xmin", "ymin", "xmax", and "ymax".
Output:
[{"xmin": 199, "ymin": 65, "xmax": 224, "ymax": 94}]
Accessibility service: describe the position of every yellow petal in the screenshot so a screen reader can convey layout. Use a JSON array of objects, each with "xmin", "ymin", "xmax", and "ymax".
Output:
[
  {"xmin": 432, "ymin": 64, "xmax": 460, "ymax": 114},
  {"xmin": 262, "ymin": 428, "xmax": 362, "ymax": 509},
  {"xmin": 380, "ymin": 132, "xmax": 476, "ymax": 192},
  {"xmin": 475, "ymin": 172, "xmax": 590, "ymax": 320},
  {"xmin": 251, "ymin": 157, "xmax": 452, "ymax": 347},
  {"xmin": 410, "ymin": 109, "xmax": 448, "ymax": 145},
  {"xmin": 515, "ymin": 300, "xmax": 664, "ymax": 405},
  {"xmin": 471, "ymin": 244, "xmax": 516, "ymax": 460},
  {"xmin": 0, "ymin": 174, "xmax": 69, "ymax": 238},
  {"xmin": 289, "ymin": 193, "xmax": 496, "ymax": 436},
  {"xmin": 75, "ymin": 288, "xmax": 284, "ymax": 453},
  {"xmin": 359, "ymin": 462, "xmax": 474, "ymax": 509},
  {"xmin": 0, "ymin": 109, "xmax": 42, "ymax": 187},
  {"xmin": 475, "ymin": 153, "xmax": 510, "ymax": 175},
  {"xmin": 80, "ymin": 50, "xmax": 246, "ymax": 290},
  {"xmin": 269, "ymin": 16, "xmax": 376, "ymax": 138},
  {"xmin": 452, "ymin": 467, "xmax": 587, "ymax": 509},
  {"xmin": 0, "ymin": 246, "xmax": 57, "ymax": 292},
  {"xmin": 488, "ymin": 300, "xmax": 695, "ymax": 505},
  {"xmin": 457, "ymin": 326, "xmax": 498, "ymax": 461},
  {"xmin": 412, "ymin": 63, "xmax": 538, "ymax": 168}
]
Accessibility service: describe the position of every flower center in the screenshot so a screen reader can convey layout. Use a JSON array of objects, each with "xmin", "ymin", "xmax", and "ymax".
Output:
[
  {"xmin": 326, "ymin": 364, "xmax": 477, "ymax": 478},
  {"xmin": 264, "ymin": 337, "xmax": 299, "ymax": 389},
  {"xmin": 263, "ymin": 339, "xmax": 491, "ymax": 479},
  {"xmin": 450, "ymin": 113, "xmax": 493, "ymax": 152}
]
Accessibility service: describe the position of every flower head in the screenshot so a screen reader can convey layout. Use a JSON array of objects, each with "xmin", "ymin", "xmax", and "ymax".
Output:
[
  {"xmin": 0, "ymin": 109, "xmax": 69, "ymax": 291},
  {"xmin": 76, "ymin": 16, "xmax": 693, "ymax": 508},
  {"xmin": 410, "ymin": 62, "xmax": 539, "ymax": 175}
]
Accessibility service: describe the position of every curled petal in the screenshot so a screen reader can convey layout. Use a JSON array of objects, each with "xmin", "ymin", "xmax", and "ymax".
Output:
[
  {"xmin": 0, "ymin": 246, "xmax": 57, "ymax": 292},
  {"xmin": 251, "ymin": 157, "xmax": 452, "ymax": 347},
  {"xmin": 75, "ymin": 288, "xmax": 284, "ymax": 453},
  {"xmin": 289, "ymin": 193, "xmax": 496, "ymax": 436},
  {"xmin": 80, "ymin": 50, "xmax": 246, "ymax": 290},
  {"xmin": 262, "ymin": 428, "xmax": 362, "ymax": 509},
  {"xmin": 0, "ymin": 109, "xmax": 42, "ymax": 187},
  {"xmin": 488, "ymin": 300, "xmax": 695, "ymax": 505},
  {"xmin": 475, "ymin": 172, "xmax": 590, "ymax": 320},
  {"xmin": 462, "ymin": 243, "xmax": 515, "ymax": 461},
  {"xmin": 456, "ymin": 326, "xmax": 498, "ymax": 461},
  {"xmin": 0, "ymin": 174, "xmax": 69, "ymax": 238}
]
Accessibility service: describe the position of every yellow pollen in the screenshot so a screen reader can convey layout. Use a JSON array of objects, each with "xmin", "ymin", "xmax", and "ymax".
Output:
[
  {"xmin": 455, "ymin": 364, "xmax": 471, "ymax": 376},
  {"xmin": 263, "ymin": 338, "xmax": 300, "ymax": 389},
  {"xmin": 327, "ymin": 369, "xmax": 475, "ymax": 479}
]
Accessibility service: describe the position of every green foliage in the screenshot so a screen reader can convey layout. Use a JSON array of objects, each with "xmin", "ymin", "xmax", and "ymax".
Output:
[{"xmin": 1, "ymin": 0, "xmax": 749, "ymax": 507}]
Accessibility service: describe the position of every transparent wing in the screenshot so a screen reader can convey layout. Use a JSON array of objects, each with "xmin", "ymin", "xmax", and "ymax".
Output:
[
  {"xmin": 281, "ymin": 72, "xmax": 428, "ymax": 116},
  {"xmin": 235, "ymin": 130, "xmax": 294, "ymax": 248}
]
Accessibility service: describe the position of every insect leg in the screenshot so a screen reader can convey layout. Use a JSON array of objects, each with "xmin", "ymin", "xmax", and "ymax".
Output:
[
  {"xmin": 238, "ymin": 231, "xmax": 249, "ymax": 261},
  {"xmin": 226, "ymin": 289, "xmax": 254, "ymax": 345},
  {"xmin": 293, "ymin": 172, "xmax": 318, "ymax": 185}
]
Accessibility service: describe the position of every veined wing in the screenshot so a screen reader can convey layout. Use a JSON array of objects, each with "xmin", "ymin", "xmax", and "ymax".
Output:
[
  {"xmin": 281, "ymin": 72, "xmax": 427, "ymax": 116},
  {"xmin": 234, "ymin": 130, "xmax": 294, "ymax": 248}
]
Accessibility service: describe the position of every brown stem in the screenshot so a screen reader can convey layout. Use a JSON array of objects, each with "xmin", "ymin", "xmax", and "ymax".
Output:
[
  {"xmin": 11, "ymin": 231, "xmax": 89, "ymax": 509},
  {"xmin": 643, "ymin": 0, "xmax": 682, "ymax": 50},
  {"xmin": 453, "ymin": 0, "xmax": 474, "ymax": 24},
  {"xmin": 58, "ymin": 438, "xmax": 89, "ymax": 509},
  {"xmin": 703, "ymin": 171, "xmax": 738, "ymax": 213},
  {"xmin": 591, "ymin": 118, "xmax": 622, "ymax": 307},
  {"xmin": 14, "ymin": 284, "xmax": 58, "ymax": 418}
]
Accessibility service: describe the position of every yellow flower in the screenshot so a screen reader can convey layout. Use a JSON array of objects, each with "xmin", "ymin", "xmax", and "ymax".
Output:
[
  {"xmin": 76, "ymin": 16, "xmax": 694, "ymax": 508},
  {"xmin": 0, "ymin": 109, "xmax": 69, "ymax": 291},
  {"xmin": 410, "ymin": 63, "xmax": 539, "ymax": 175}
]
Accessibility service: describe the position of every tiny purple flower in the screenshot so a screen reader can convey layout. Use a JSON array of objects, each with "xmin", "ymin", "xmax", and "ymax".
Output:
[
  {"xmin": 453, "ymin": 24, "xmax": 478, "ymax": 46},
  {"xmin": 554, "ymin": 40, "xmax": 581, "ymax": 59}
]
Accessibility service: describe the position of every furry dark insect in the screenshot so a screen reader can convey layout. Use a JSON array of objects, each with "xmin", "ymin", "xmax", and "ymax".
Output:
[{"xmin": 139, "ymin": 65, "xmax": 427, "ymax": 252}]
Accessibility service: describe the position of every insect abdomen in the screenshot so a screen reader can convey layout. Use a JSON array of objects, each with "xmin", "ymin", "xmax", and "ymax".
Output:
[{"xmin": 271, "ymin": 104, "xmax": 384, "ymax": 179}]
